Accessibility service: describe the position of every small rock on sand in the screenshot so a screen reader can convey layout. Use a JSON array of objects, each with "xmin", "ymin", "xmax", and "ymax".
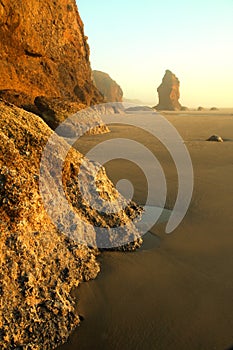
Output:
[{"xmin": 207, "ymin": 135, "xmax": 223, "ymax": 142}]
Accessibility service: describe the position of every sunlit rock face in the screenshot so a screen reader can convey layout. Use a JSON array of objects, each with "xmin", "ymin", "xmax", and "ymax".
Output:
[
  {"xmin": 156, "ymin": 70, "xmax": 182, "ymax": 111},
  {"xmin": 0, "ymin": 0, "xmax": 103, "ymax": 106},
  {"xmin": 0, "ymin": 100, "xmax": 142, "ymax": 349}
]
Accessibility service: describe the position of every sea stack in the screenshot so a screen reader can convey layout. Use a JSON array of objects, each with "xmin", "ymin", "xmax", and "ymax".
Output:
[
  {"xmin": 93, "ymin": 70, "xmax": 123, "ymax": 102},
  {"xmin": 156, "ymin": 70, "xmax": 182, "ymax": 111},
  {"xmin": 0, "ymin": 0, "xmax": 103, "ymax": 107}
]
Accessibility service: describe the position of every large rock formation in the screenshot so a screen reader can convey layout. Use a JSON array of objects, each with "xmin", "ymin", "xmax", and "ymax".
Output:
[
  {"xmin": 0, "ymin": 100, "xmax": 142, "ymax": 349},
  {"xmin": 93, "ymin": 70, "xmax": 123, "ymax": 102},
  {"xmin": 156, "ymin": 70, "xmax": 182, "ymax": 111},
  {"xmin": 0, "ymin": 0, "xmax": 103, "ymax": 107}
]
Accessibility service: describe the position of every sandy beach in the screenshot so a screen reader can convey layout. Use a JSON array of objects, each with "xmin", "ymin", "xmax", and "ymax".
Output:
[
  {"xmin": 58, "ymin": 110, "xmax": 233, "ymax": 350},
  {"xmin": 1, "ymin": 1, "xmax": 233, "ymax": 349}
]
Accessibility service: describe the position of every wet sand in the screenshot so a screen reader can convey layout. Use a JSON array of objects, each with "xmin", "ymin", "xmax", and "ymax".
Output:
[{"xmin": 58, "ymin": 111, "xmax": 233, "ymax": 350}]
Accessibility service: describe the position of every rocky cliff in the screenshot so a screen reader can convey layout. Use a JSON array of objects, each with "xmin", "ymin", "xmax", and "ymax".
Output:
[
  {"xmin": 0, "ymin": 100, "xmax": 142, "ymax": 349},
  {"xmin": 156, "ymin": 70, "xmax": 182, "ymax": 111},
  {"xmin": 93, "ymin": 70, "xmax": 123, "ymax": 102},
  {"xmin": 0, "ymin": 0, "xmax": 103, "ymax": 107}
]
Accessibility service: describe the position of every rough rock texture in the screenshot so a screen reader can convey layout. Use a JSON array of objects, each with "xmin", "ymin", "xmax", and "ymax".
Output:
[
  {"xmin": 156, "ymin": 70, "xmax": 182, "ymax": 111},
  {"xmin": 0, "ymin": 0, "xmax": 103, "ymax": 105},
  {"xmin": 0, "ymin": 91, "xmax": 110, "ymax": 136},
  {"xmin": 34, "ymin": 96, "xmax": 110, "ymax": 134},
  {"xmin": 0, "ymin": 100, "xmax": 142, "ymax": 349},
  {"xmin": 93, "ymin": 70, "xmax": 123, "ymax": 102}
]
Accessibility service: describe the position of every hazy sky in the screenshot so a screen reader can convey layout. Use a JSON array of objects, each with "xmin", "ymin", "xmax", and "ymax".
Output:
[{"xmin": 77, "ymin": 1, "xmax": 233, "ymax": 107}]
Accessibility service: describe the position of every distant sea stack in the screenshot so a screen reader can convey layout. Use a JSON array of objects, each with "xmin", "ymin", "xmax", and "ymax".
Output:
[
  {"xmin": 156, "ymin": 70, "xmax": 182, "ymax": 111},
  {"xmin": 93, "ymin": 70, "xmax": 123, "ymax": 102},
  {"xmin": 0, "ymin": 0, "xmax": 103, "ymax": 107}
]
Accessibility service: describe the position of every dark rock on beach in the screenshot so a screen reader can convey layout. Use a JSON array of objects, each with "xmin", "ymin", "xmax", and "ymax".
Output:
[{"xmin": 207, "ymin": 135, "xmax": 223, "ymax": 142}]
